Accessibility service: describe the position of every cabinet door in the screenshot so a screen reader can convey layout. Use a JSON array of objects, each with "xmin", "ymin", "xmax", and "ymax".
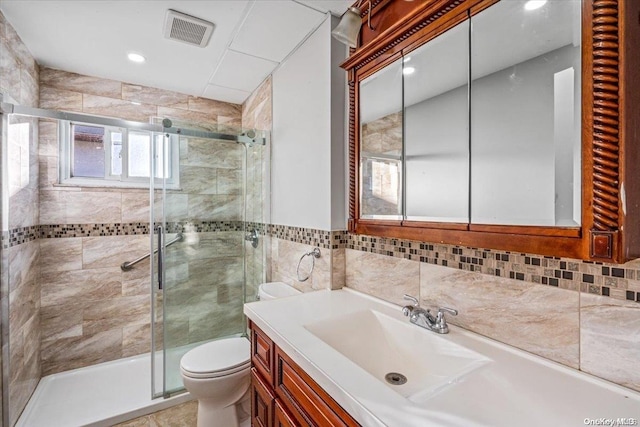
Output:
[
  {"xmin": 275, "ymin": 348, "xmax": 360, "ymax": 427},
  {"xmin": 252, "ymin": 368, "xmax": 274, "ymax": 427},
  {"xmin": 251, "ymin": 322, "xmax": 275, "ymax": 386},
  {"xmin": 275, "ymin": 399, "xmax": 299, "ymax": 427}
]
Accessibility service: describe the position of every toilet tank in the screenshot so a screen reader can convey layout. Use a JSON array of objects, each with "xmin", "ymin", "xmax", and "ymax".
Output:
[{"xmin": 258, "ymin": 282, "xmax": 302, "ymax": 301}]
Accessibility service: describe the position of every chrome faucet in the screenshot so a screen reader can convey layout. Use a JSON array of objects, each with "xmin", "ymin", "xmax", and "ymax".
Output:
[{"xmin": 402, "ymin": 295, "xmax": 458, "ymax": 334}]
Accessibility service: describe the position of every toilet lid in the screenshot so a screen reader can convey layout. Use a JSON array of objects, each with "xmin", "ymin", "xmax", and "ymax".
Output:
[{"xmin": 180, "ymin": 337, "xmax": 250, "ymax": 376}]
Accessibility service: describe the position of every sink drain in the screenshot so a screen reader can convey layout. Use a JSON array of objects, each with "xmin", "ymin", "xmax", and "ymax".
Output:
[{"xmin": 385, "ymin": 372, "xmax": 407, "ymax": 385}]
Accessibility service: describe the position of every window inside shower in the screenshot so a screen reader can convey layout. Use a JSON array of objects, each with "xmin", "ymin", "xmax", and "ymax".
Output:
[{"xmin": 59, "ymin": 120, "xmax": 180, "ymax": 188}]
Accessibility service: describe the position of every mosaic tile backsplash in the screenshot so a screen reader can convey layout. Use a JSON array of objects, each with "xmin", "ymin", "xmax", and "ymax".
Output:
[{"xmin": 343, "ymin": 233, "xmax": 640, "ymax": 305}]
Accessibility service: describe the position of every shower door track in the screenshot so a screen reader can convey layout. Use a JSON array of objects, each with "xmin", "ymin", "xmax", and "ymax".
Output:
[{"xmin": 0, "ymin": 101, "xmax": 264, "ymax": 145}]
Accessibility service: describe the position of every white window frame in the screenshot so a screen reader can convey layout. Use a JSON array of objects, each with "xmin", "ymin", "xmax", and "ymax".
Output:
[{"xmin": 59, "ymin": 120, "xmax": 180, "ymax": 189}]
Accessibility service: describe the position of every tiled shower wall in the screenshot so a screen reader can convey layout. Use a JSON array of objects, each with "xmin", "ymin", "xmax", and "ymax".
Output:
[
  {"xmin": 0, "ymin": 10, "xmax": 41, "ymax": 426},
  {"xmin": 36, "ymin": 67, "xmax": 247, "ymax": 376}
]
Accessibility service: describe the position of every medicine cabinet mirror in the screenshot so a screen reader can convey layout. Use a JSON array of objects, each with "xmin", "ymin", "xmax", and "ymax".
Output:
[{"xmin": 343, "ymin": 0, "xmax": 640, "ymax": 263}]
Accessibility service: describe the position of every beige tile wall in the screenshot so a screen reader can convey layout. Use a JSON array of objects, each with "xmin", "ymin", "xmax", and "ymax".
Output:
[
  {"xmin": 270, "ymin": 239, "xmax": 334, "ymax": 292},
  {"xmin": 419, "ymin": 262, "xmax": 580, "ymax": 368},
  {"xmin": 7, "ymin": 241, "xmax": 40, "ymax": 426},
  {"xmin": 1, "ymin": 10, "xmax": 41, "ymax": 426},
  {"xmin": 580, "ymin": 294, "xmax": 640, "ymax": 391}
]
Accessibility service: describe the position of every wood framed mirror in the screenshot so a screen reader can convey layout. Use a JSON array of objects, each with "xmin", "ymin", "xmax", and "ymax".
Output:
[{"xmin": 341, "ymin": 0, "xmax": 640, "ymax": 263}]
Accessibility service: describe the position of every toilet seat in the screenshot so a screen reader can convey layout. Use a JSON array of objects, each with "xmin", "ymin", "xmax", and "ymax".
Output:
[{"xmin": 180, "ymin": 337, "xmax": 250, "ymax": 379}]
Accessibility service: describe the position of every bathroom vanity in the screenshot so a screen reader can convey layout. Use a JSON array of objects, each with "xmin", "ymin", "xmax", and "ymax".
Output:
[
  {"xmin": 245, "ymin": 289, "xmax": 640, "ymax": 426},
  {"xmin": 248, "ymin": 321, "xmax": 358, "ymax": 426}
]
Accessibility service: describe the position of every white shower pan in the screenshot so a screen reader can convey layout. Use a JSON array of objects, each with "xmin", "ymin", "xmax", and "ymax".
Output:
[{"xmin": 16, "ymin": 351, "xmax": 192, "ymax": 427}]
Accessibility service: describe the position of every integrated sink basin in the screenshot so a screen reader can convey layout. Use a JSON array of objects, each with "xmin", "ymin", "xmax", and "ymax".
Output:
[{"xmin": 304, "ymin": 309, "xmax": 490, "ymax": 403}]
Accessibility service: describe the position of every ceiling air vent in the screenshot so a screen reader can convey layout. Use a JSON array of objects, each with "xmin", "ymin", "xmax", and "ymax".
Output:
[{"xmin": 164, "ymin": 10, "xmax": 215, "ymax": 48}]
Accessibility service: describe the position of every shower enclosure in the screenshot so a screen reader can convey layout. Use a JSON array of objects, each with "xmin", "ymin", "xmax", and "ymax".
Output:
[
  {"xmin": 0, "ymin": 97, "xmax": 269, "ymax": 425},
  {"xmin": 150, "ymin": 120, "xmax": 269, "ymax": 397}
]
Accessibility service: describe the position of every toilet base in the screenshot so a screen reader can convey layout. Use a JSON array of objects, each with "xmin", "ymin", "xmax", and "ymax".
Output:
[{"xmin": 197, "ymin": 398, "xmax": 239, "ymax": 427}]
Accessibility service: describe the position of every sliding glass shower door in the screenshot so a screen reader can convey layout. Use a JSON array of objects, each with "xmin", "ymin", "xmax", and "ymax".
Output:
[{"xmin": 151, "ymin": 125, "xmax": 248, "ymax": 397}]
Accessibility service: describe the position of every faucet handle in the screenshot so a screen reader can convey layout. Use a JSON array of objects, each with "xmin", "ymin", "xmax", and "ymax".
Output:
[
  {"xmin": 435, "ymin": 307, "xmax": 458, "ymax": 333},
  {"xmin": 402, "ymin": 295, "xmax": 419, "ymax": 318},
  {"xmin": 403, "ymin": 294, "xmax": 419, "ymax": 306},
  {"xmin": 438, "ymin": 307, "xmax": 458, "ymax": 316}
]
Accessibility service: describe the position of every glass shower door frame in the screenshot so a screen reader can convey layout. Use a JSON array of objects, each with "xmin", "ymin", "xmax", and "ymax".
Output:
[{"xmin": 150, "ymin": 130, "xmax": 168, "ymax": 399}]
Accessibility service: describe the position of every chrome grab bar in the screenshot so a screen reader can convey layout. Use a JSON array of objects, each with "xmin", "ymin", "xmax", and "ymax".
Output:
[{"xmin": 120, "ymin": 232, "xmax": 183, "ymax": 271}]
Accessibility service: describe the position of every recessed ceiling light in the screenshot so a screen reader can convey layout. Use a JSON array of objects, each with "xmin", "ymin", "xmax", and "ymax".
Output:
[
  {"xmin": 524, "ymin": 0, "xmax": 547, "ymax": 11},
  {"xmin": 403, "ymin": 56, "xmax": 411, "ymax": 63},
  {"xmin": 127, "ymin": 53, "xmax": 146, "ymax": 63},
  {"xmin": 403, "ymin": 66, "xmax": 415, "ymax": 75}
]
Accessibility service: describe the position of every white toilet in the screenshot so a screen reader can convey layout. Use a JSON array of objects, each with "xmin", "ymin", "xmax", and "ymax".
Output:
[
  {"xmin": 180, "ymin": 283, "xmax": 300, "ymax": 427},
  {"xmin": 180, "ymin": 337, "xmax": 250, "ymax": 427}
]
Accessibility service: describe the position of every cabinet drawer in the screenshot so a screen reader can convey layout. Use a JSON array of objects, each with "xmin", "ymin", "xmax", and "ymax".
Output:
[
  {"xmin": 275, "ymin": 399, "xmax": 299, "ymax": 427},
  {"xmin": 251, "ymin": 321, "xmax": 275, "ymax": 386},
  {"xmin": 275, "ymin": 347, "xmax": 360, "ymax": 427},
  {"xmin": 251, "ymin": 368, "xmax": 275, "ymax": 427}
]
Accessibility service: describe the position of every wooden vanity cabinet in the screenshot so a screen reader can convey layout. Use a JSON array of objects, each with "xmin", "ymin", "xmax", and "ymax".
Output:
[
  {"xmin": 251, "ymin": 368, "xmax": 275, "ymax": 427},
  {"xmin": 249, "ymin": 321, "xmax": 360, "ymax": 427},
  {"xmin": 275, "ymin": 400, "xmax": 298, "ymax": 427}
]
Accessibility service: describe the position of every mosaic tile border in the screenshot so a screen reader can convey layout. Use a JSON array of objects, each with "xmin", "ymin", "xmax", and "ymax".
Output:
[
  {"xmin": 8, "ymin": 220, "xmax": 639, "ymax": 304},
  {"xmin": 6, "ymin": 221, "xmax": 246, "ymax": 247},
  {"xmin": 3, "ymin": 225, "xmax": 40, "ymax": 248},
  {"xmin": 165, "ymin": 221, "xmax": 244, "ymax": 234},
  {"xmin": 345, "ymin": 233, "xmax": 640, "ymax": 305},
  {"xmin": 246, "ymin": 223, "xmax": 346, "ymax": 250},
  {"xmin": 40, "ymin": 223, "xmax": 150, "ymax": 239}
]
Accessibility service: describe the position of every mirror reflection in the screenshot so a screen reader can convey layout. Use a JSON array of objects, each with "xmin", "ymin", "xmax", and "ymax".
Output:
[
  {"xmin": 470, "ymin": 0, "xmax": 582, "ymax": 226},
  {"xmin": 404, "ymin": 21, "xmax": 469, "ymax": 223},
  {"xmin": 358, "ymin": 0, "xmax": 582, "ymax": 228},
  {"xmin": 359, "ymin": 58, "xmax": 403, "ymax": 219}
]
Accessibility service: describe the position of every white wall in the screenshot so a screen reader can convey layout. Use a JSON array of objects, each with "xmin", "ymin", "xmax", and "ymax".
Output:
[
  {"xmin": 330, "ymin": 21, "xmax": 347, "ymax": 230},
  {"xmin": 271, "ymin": 16, "xmax": 346, "ymax": 230}
]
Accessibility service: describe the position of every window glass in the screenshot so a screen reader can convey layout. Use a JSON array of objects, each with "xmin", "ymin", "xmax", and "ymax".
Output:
[
  {"xmin": 128, "ymin": 131, "xmax": 151, "ymax": 178},
  {"xmin": 72, "ymin": 124, "xmax": 105, "ymax": 178},
  {"xmin": 154, "ymin": 134, "xmax": 169, "ymax": 179}
]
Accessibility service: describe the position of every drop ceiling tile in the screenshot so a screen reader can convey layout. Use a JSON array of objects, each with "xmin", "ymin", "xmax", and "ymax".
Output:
[
  {"xmin": 230, "ymin": 1, "xmax": 326, "ymax": 62},
  {"xmin": 210, "ymin": 50, "xmax": 277, "ymax": 93},
  {"xmin": 203, "ymin": 84, "xmax": 251, "ymax": 105},
  {"xmin": 295, "ymin": 0, "xmax": 352, "ymax": 16}
]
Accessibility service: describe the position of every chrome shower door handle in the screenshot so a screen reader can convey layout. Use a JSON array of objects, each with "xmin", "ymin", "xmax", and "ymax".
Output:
[{"xmin": 157, "ymin": 226, "xmax": 163, "ymax": 290}]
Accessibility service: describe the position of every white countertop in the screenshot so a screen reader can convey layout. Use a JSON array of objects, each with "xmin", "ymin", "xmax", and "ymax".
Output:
[{"xmin": 244, "ymin": 289, "xmax": 640, "ymax": 427}]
